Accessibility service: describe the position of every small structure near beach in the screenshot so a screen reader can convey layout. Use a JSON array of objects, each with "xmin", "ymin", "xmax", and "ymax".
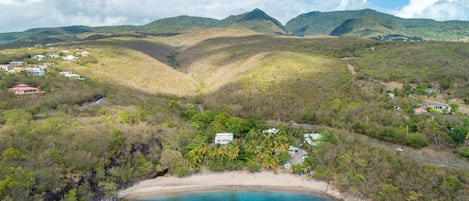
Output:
[
  {"xmin": 214, "ymin": 133, "xmax": 233, "ymax": 145},
  {"xmin": 304, "ymin": 133, "xmax": 322, "ymax": 146}
]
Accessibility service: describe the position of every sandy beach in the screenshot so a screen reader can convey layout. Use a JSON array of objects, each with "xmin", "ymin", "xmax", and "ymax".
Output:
[{"xmin": 118, "ymin": 171, "xmax": 352, "ymax": 200}]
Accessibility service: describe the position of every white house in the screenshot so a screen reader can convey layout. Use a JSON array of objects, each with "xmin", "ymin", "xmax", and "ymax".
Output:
[
  {"xmin": 26, "ymin": 68, "xmax": 45, "ymax": 76},
  {"xmin": 32, "ymin": 55, "xmax": 45, "ymax": 61},
  {"xmin": 60, "ymin": 71, "xmax": 85, "ymax": 80},
  {"xmin": 214, "ymin": 133, "xmax": 234, "ymax": 145},
  {"xmin": 304, "ymin": 133, "xmax": 322, "ymax": 146},
  {"xmin": 64, "ymin": 55, "xmax": 77, "ymax": 61},
  {"xmin": 263, "ymin": 128, "xmax": 279, "ymax": 135}
]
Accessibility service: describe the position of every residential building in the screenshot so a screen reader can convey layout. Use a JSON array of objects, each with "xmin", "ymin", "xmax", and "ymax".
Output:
[
  {"xmin": 9, "ymin": 61, "xmax": 23, "ymax": 67},
  {"xmin": 413, "ymin": 107, "xmax": 428, "ymax": 114},
  {"xmin": 214, "ymin": 133, "xmax": 234, "ymax": 145},
  {"xmin": 263, "ymin": 128, "xmax": 279, "ymax": 135},
  {"xmin": 9, "ymin": 84, "xmax": 45, "ymax": 95},
  {"xmin": 60, "ymin": 71, "xmax": 85, "ymax": 80},
  {"xmin": 422, "ymin": 104, "xmax": 451, "ymax": 112},
  {"xmin": 0, "ymin": 64, "xmax": 13, "ymax": 71},
  {"xmin": 32, "ymin": 55, "xmax": 45, "ymax": 61},
  {"xmin": 64, "ymin": 55, "xmax": 77, "ymax": 61},
  {"xmin": 26, "ymin": 68, "xmax": 45, "ymax": 76},
  {"xmin": 304, "ymin": 133, "xmax": 322, "ymax": 146},
  {"xmin": 424, "ymin": 88, "xmax": 440, "ymax": 95}
]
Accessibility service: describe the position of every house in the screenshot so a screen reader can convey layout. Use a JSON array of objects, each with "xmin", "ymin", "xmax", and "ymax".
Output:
[
  {"xmin": 214, "ymin": 133, "xmax": 234, "ymax": 145},
  {"xmin": 9, "ymin": 61, "xmax": 23, "ymax": 67},
  {"xmin": 26, "ymin": 68, "xmax": 45, "ymax": 76},
  {"xmin": 388, "ymin": 93, "xmax": 395, "ymax": 99},
  {"xmin": 422, "ymin": 104, "xmax": 451, "ymax": 112},
  {"xmin": 64, "ymin": 55, "xmax": 77, "ymax": 61},
  {"xmin": 424, "ymin": 88, "xmax": 440, "ymax": 95},
  {"xmin": 79, "ymin": 51, "xmax": 90, "ymax": 57},
  {"xmin": 413, "ymin": 107, "xmax": 428, "ymax": 114},
  {"xmin": 9, "ymin": 84, "xmax": 45, "ymax": 95},
  {"xmin": 304, "ymin": 133, "xmax": 322, "ymax": 146},
  {"xmin": 32, "ymin": 55, "xmax": 45, "ymax": 61},
  {"xmin": 0, "ymin": 64, "xmax": 13, "ymax": 71},
  {"xmin": 60, "ymin": 71, "xmax": 85, "ymax": 80},
  {"xmin": 263, "ymin": 128, "xmax": 279, "ymax": 135},
  {"xmin": 48, "ymin": 52, "xmax": 60, "ymax": 58}
]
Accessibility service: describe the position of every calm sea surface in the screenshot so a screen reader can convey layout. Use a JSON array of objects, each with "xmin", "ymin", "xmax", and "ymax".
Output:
[{"xmin": 134, "ymin": 190, "xmax": 331, "ymax": 201}]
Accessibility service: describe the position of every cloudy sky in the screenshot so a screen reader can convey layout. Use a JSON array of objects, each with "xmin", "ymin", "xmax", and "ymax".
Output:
[{"xmin": 0, "ymin": 0, "xmax": 468, "ymax": 33}]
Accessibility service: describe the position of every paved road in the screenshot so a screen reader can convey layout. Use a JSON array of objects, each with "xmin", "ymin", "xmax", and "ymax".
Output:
[{"xmin": 281, "ymin": 122, "xmax": 469, "ymax": 169}]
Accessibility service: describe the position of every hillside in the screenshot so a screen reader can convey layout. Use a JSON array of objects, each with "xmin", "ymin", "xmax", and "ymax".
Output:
[
  {"xmin": 1, "ymin": 29, "xmax": 469, "ymax": 200},
  {"xmin": 285, "ymin": 9, "xmax": 469, "ymax": 40}
]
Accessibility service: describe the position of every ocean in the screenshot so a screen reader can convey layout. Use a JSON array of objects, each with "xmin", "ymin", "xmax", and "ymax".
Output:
[{"xmin": 134, "ymin": 190, "xmax": 331, "ymax": 201}]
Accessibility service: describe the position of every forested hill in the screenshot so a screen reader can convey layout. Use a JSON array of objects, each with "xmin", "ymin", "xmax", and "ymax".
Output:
[
  {"xmin": 0, "ymin": 8, "xmax": 468, "ymax": 47},
  {"xmin": 285, "ymin": 9, "xmax": 469, "ymax": 41}
]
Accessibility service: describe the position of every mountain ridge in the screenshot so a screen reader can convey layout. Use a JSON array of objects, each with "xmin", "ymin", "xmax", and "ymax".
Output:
[{"xmin": 0, "ymin": 8, "xmax": 468, "ymax": 46}]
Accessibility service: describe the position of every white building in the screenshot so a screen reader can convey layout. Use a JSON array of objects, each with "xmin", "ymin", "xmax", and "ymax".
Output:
[
  {"xmin": 263, "ymin": 128, "xmax": 279, "ymax": 135},
  {"xmin": 64, "ymin": 55, "xmax": 77, "ymax": 61},
  {"xmin": 214, "ymin": 133, "xmax": 234, "ymax": 145}
]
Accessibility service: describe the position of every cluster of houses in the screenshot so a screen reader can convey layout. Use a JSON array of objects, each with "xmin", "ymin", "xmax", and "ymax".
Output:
[
  {"xmin": 414, "ymin": 103, "xmax": 452, "ymax": 114},
  {"xmin": 214, "ymin": 129, "xmax": 323, "ymax": 173},
  {"xmin": 0, "ymin": 61, "xmax": 52, "ymax": 76}
]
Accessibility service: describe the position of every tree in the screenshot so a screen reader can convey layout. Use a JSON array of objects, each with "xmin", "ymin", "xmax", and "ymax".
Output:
[
  {"xmin": 160, "ymin": 150, "xmax": 184, "ymax": 173},
  {"xmin": 451, "ymin": 126, "xmax": 468, "ymax": 145},
  {"xmin": 407, "ymin": 133, "xmax": 429, "ymax": 148}
]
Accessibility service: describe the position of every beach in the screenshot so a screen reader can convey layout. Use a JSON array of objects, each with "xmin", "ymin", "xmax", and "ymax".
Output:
[{"xmin": 118, "ymin": 171, "xmax": 354, "ymax": 200}]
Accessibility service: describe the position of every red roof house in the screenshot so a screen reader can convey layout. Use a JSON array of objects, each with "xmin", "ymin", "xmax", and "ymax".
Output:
[
  {"xmin": 413, "ymin": 107, "xmax": 428, "ymax": 115},
  {"xmin": 9, "ymin": 84, "xmax": 45, "ymax": 95}
]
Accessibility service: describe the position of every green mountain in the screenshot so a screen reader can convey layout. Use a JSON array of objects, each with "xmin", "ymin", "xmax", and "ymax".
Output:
[
  {"xmin": 218, "ymin": 8, "xmax": 286, "ymax": 34},
  {"xmin": 0, "ymin": 8, "xmax": 468, "ymax": 47},
  {"xmin": 142, "ymin": 16, "xmax": 218, "ymax": 33},
  {"xmin": 286, "ymin": 9, "xmax": 469, "ymax": 40}
]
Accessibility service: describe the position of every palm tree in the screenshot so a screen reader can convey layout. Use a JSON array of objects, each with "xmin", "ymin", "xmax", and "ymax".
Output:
[
  {"xmin": 227, "ymin": 142, "xmax": 240, "ymax": 161},
  {"xmin": 262, "ymin": 155, "xmax": 279, "ymax": 170},
  {"xmin": 216, "ymin": 146, "xmax": 227, "ymax": 160}
]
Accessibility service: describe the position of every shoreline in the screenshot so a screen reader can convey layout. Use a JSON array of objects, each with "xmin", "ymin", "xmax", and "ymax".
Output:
[{"xmin": 118, "ymin": 171, "xmax": 352, "ymax": 200}]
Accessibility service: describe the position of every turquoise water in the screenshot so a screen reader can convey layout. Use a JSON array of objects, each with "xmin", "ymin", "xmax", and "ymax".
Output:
[{"xmin": 135, "ymin": 190, "xmax": 331, "ymax": 201}]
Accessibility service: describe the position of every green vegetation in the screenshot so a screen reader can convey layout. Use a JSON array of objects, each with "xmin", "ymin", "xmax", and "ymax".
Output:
[{"xmin": 0, "ymin": 29, "xmax": 468, "ymax": 200}]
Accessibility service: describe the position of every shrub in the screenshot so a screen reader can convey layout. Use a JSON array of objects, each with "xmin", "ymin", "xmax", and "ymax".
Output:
[
  {"xmin": 246, "ymin": 161, "xmax": 261, "ymax": 173},
  {"xmin": 208, "ymin": 160, "xmax": 225, "ymax": 172},
  {"xmin": 173, "ymin": 167, "xmax": 190, "ymax": 177},
  {"xmin": 407, "ymin": 133, "xmax": 429, "ymax": 148},
  {"xmin": 456, "ymin": 147, "xmax": 469, "ymax": 158}
]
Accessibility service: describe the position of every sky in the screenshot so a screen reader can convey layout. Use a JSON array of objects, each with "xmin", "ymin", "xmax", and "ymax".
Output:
[{"xmin": 0, "ymin": 0, "xmax": 468, "ymax": 33}]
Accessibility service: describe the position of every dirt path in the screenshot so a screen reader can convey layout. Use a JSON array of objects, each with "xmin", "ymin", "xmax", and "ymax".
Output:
[{"xmin": 347, "ymin": 63, "xmax": 356, "ymax": 75}]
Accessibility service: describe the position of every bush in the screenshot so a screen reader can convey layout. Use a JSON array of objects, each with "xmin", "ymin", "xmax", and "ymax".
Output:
[
  {"xmin": 407, "ymin": 133, "xmax": 429, "ymax": 148},
  {"xmin": 208, "ymin": 160, "xmax": 225, "ymax": 172},
  {"xmin": 456, "ymin": 147, "xmax": 469, "ymax": 158},
  {"xmin": 173, "ymin": 167, "xmax": 190, "ymax": 177},
  {"xmin": 246, "ymin": 161, "xmax": 261, "ymax": 173}
]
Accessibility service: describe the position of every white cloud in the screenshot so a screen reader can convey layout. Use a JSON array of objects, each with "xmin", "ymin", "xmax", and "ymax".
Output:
[
  {"xmin": 395, "ymin": 0, "xmax": 469, "ymax": 21},
  {"xmin": 0, "ymin": 0, "xmax": 467, "ymax": 33},
  {"xmin": 0, "ymin": 0, "xmax": 42, "ymax": 6}
]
